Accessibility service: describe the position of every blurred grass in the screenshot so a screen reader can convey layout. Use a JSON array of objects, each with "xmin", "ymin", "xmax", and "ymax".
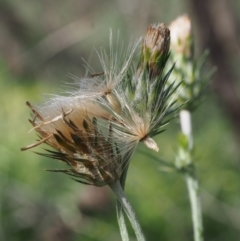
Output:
[{"xmin": 1, "ymin": 1, "xmax": 240, "ymax": 240}]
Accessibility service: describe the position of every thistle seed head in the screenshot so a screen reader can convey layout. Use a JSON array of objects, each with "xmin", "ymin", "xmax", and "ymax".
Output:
[
  {"xmin": 22, "ymin": 100, "xmax": 136, "ymax": 187},
  {"xmin": 22, "ymin": 28, "xmax": 181, "ymax": 184}
]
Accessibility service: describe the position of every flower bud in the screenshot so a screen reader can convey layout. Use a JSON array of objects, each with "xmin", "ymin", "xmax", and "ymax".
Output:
[
  {"xmin": 141, "ymin": 23, "xmax": 170, "ymax": 77},
  {"xmin": 169, "ymin": 14, "xmax": 193, "ymax": 58}
]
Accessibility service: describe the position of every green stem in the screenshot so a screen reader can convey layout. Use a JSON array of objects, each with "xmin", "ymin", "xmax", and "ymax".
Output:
[
  {"xmin": 116, "ymin": 200, "xmax": 129, "ymax": 241},
  {"xmin": 110, "ymin": 180, "xmax": 146, "ymax": 241},
  {"xmin": 185, "ymin": 172, "xmax": 204, "ymax": 241},
  {"xmin": 116, "ymin": 167, "xmax": 131, "ymax": 241},
  {"xmin": 179, "ymin": 110, "xmax": 204, "ymax": 241}
]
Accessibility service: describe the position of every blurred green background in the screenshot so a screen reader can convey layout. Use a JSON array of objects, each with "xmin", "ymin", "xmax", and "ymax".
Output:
[{"xmin": 1, "ymin": 0, "xmax": 240, "ymax": 240}]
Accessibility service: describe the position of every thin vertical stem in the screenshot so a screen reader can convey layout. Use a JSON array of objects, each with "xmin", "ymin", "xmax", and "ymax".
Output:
[
  {"xmin": 110, "ymin": 181, "xmax": 146, "ymax": 241},
  {"xmin": 185, "ymin": 173, "xmax": 204, "ymax": 241},
  {"xmin": 179, "ymin": 109, "xmax": 204, "ymax": 241},
  {"xmin": 116, "ymin": 201, "xmax": 129, "ymax": 241},
  {"xmin": 179, "ymin": 109, "xmax": 193, "ymax": 149},
  {"xmin": 116, "ymin": 167, "xmax": 130, "ymax": 241}
]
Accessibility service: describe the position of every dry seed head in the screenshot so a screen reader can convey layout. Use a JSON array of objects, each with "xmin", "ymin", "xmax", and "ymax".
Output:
[
  {"xmin": 169, "ymin": 14, "xmax": 193, "ymax": 58},
  {"xmin": 21, "ymin": 33, "xmax": 142, "ymax": 186},
  {"xmin": 22, "ymin": 28, "xmax": 181, "ymax": 186},
  {"xmin": 22, "ymin": 100, "xmax": 135, "ymax": 186}
]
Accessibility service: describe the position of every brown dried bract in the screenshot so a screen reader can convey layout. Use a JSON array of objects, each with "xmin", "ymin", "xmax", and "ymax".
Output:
[{"xmin": 22, "ymin": 101, "xmax": 124, "ymax": 186}]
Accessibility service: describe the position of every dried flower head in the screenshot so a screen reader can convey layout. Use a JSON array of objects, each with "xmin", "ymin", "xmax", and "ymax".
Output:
[
  {"xmin": 22, "ymin": 25, "xmax": 180, "ymax": 184},
  {"xmin": 21, "ymin": 100, "xmax": 136, "ymax": 186},
  {"xmin": 21, "ymin": 33, "xmax": 142, "ymax": 186},
  {"xmin": 169, "ymin": 14, "xmax": 193, "ymax": 58}
]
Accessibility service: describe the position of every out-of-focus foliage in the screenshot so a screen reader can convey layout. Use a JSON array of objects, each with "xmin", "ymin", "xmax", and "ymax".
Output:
[{"xmin": 1, "ymin": 0, "xmax": 240, "ymax": 241}]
